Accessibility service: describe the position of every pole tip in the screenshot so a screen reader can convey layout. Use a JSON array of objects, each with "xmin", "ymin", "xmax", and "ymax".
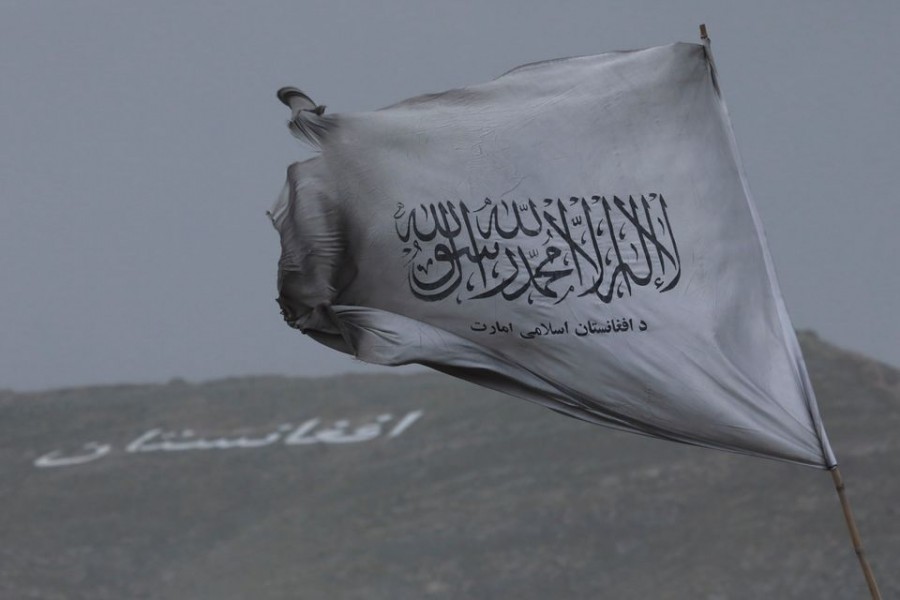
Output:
[{"xmin": 699, "ymin": 23, "xmax": 709, "ymax": 41}]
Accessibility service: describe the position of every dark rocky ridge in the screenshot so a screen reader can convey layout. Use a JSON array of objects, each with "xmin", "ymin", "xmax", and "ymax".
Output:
[{"xmin": 0, "ymin": 332, "xmax": 897, "ymax": 599}]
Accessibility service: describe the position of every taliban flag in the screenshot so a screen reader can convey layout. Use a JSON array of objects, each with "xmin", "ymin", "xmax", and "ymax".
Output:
[{"xmin": 269, "ymin": 41, "xmax": 835, "ymax": 469}]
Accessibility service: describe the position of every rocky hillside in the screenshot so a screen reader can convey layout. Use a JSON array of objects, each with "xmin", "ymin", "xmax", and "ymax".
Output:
[{"xmin": 0, "ymin": 332, "xmax": 896, "ymax": 599}]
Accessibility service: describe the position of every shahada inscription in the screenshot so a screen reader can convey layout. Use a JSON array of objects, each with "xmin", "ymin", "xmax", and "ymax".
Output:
[{"xmin": 394, "ymin": 194, "xmax": 680, "ymax": 305}]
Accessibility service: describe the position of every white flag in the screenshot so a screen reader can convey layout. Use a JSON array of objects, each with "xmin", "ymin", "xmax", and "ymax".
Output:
[{"xmin": 270, "ymin": 42, "xmax": 835, "ymax": 468}]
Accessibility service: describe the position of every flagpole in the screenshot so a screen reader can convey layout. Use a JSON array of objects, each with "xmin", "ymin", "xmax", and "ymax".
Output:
[{"xmin": 830, "ymin": 466, "xmax": 882, "ymax": 600}]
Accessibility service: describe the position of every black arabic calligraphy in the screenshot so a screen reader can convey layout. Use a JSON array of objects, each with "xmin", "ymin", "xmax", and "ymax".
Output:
[
  {"xmin": 518, "ymin": 318, "xmax": 648, "ymax": 339},
  {"xmin": 395, "ymin": 194, "xmax": 680, "ymax": 304},
  {"xmin": 469, "ymin": 321, "xmax": 514, "ymax": 334}
]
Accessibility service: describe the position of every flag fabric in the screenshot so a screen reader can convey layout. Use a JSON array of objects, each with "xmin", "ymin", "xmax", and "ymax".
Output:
[{"xmin": 269, "ymin": 41, "xmax": 835, "ymax": 468}]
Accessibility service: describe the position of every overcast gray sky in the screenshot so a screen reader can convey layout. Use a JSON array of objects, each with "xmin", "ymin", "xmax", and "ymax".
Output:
[{"xmin": 2, "ymin": 1, "xmax": 898, "ymax": 392}]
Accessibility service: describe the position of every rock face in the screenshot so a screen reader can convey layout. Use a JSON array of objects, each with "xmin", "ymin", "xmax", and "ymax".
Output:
[{"xmin": 0, "ymin": 332, "xmax": 897, "ymax": 599}]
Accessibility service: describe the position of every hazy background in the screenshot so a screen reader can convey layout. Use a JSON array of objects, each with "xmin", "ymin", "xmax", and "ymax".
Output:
[{"xmin": 2, "ymin": 0, "xmax": 898, "ymax": 392}]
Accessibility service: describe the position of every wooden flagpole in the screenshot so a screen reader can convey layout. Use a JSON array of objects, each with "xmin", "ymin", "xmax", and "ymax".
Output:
[
  {"xmin": 698, "ymin": 23, "xmax": 882, "ymax": 599},
  {"xmin": 830, "ymin": 466, "xmax": 882, "ymax": 599}
]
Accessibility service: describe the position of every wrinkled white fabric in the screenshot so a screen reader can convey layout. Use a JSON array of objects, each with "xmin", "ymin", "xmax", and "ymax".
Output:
[{"xmin": 270, "ymin": 42, "xmax": 835, "ymax": 468}]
